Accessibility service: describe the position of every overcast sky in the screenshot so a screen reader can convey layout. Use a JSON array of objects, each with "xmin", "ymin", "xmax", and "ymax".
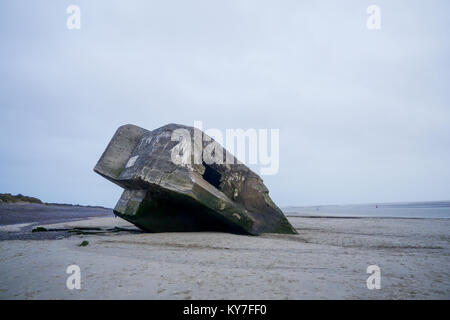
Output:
[{"xmin": 1, "ymin": 0, "xmax": 449, "ymax": 208}]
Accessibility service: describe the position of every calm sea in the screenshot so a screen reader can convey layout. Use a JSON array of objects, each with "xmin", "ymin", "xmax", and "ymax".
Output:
[{"xmin": 283, "ymin": 201, "xmax": 450, "ymax": 219}]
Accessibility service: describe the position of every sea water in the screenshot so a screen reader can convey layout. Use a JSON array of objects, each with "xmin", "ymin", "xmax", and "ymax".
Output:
[{"xmin": 283, "ymin": 201, "xmax": 450, "ymax": 219}]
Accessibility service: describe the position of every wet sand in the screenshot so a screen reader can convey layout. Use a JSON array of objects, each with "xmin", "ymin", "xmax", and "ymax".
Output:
[
  {"xmin": 0, "ymin": 203, "xmax": 113, "ymax": 225},
  {"xmin": 0, "ymin": 203, "xmax": 113, "ymax": 240},
  {"xmin": 0, "ymin": 213, "xmax": 449, "ymax": 299}
]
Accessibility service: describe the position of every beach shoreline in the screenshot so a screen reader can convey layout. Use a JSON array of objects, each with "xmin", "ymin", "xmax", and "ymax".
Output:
[{"xmin": 1, "ymin": 214, "xmax": 449, "ymax": 299}]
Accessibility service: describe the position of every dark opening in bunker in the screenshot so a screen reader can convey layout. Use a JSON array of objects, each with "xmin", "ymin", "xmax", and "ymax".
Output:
[{"xmin": 202, "ymin": 162, "xmax": 222, "ymax": 189}]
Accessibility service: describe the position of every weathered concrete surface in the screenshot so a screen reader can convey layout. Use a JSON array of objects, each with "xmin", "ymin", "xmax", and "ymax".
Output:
[{"xmin": 94, "ymin": 124, "xmax": 296, "ymax": 235}]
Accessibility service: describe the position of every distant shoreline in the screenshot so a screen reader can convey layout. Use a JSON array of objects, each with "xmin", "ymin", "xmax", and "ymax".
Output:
[
  {"xmin": 0, "ymin": 193, "xmax": 109, "ymax": 209},
  {"xmin": 42, "ymin": 202, "xmax": 110, "ymax": 209},
  {"xmin": 0, "ymin": 201, "xmax": 110, "ymax": 210},
  {"xmin": 285, "ymin": 214, "xmax": 450, "ymax": 220}
]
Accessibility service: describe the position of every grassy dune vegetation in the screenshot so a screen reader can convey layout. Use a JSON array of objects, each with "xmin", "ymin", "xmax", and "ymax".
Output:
[{"xmin": 0, "ymin": 193, "xmax": 43, "ymax": 204}]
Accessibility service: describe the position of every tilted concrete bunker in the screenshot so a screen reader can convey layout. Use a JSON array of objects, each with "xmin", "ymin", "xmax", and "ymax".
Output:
[{"xmin": 94, "ymin": 124, "xmax": 296, "ymax": 235}]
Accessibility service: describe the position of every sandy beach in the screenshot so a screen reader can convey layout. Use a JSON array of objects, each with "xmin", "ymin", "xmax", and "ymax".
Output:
[{"xmin": 0, "ymin": 212, "xmax": 449, "ymax": 299}]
